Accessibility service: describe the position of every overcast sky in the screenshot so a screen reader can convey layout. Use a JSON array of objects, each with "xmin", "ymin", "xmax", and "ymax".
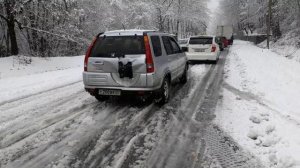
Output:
[
  {"xmin": 207, "ymin": 0, "xmax": 220, "ymax": 13},
  {"xmin": 207, "ymin": 0, "xmax": 221, "ymax": 35}
]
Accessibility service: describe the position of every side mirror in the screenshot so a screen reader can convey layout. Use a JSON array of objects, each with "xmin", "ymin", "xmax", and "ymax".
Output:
[{"xmin": 181, "ymin": 47, "xmax": 188, "ymax": 52}]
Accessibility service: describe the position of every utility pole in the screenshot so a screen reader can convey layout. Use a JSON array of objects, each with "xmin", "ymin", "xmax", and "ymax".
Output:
[
  {"xmin": 247, "ymin": 4, "xmax": 250, "ymax": 41},
  {"xmin": 267, "ymin": 0, "xmax": 272, "ymax": 49}
]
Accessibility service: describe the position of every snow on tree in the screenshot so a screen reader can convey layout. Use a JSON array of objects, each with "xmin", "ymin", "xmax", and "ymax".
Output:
[{"xmin": 0, "ymin": 0, "xmax": 209, "ymax": 57}]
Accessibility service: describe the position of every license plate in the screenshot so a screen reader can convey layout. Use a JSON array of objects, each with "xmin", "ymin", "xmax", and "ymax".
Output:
[
  {"xmin": 98, "ymin": 89, "xmax": 121, "ymax": 96},
  {"xmin": 195, "ymin": 49, "xmax": 205, "ymax": 52}
]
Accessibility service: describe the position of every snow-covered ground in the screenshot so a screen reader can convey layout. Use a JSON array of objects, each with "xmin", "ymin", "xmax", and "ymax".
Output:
[
  {"xmin": 0, "ymin": 56, "xmax": 84, "ymax": 105},
  {"xmin": 258, "ymin": 31, "xmax": 300, "ymax": 63},
  {"xmin": 215, "ymin": 40, "xmax": 300, "ymax": 168},
  {"xmin": 0, "ymin": 55, "xmax": 215, "ymax": 167}
]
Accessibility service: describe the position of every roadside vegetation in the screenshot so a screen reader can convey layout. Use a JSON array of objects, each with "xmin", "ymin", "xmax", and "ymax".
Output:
[{"xmin": 0, "ymin": 0, "xmax": 209, "ymax": 57}]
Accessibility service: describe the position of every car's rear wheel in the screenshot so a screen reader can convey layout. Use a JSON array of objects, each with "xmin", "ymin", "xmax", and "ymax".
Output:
[
  {"xmin": 95, "ymin": 94, "xmax": 109, "ymax": 102},
  {"xmin": 156, "ymin": 78, "xmax": 170, "ymax": 105}
]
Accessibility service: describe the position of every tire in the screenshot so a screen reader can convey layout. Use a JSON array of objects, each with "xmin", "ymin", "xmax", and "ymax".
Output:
[
  {"xmin": 95, "ymin": 94, "xmax": 109, "ymax": 102},
  {"xmin": 156, "ymin": 78, "xmax": 170, "ymax": 105},
  {"xmin": 180, "ymin": 65, "xmax": 188, "ymax": 84}
]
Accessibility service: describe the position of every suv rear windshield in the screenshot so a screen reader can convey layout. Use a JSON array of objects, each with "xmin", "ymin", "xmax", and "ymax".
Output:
[
  {"xmin": 90, "ymin": 36, "xmax": 145, "ymax": 57},
  {"xmin": 189, "ymin": 37, "xmax": 213, "ymax": 45}
]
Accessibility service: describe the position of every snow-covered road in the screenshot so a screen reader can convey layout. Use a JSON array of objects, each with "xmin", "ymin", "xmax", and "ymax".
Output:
[{"xmin": 0, "ymin": 51, "xmax": 263, "ymax": 168}]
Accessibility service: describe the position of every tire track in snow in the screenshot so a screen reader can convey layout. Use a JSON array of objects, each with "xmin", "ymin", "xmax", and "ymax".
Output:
[
  {"xmin": 68, "ymin": 66, "xmax": 204, "ymax": 168},
  {"xmin": 0, "ymin": 93, "xmax": 91, "ymax": 149},
  {"xmin": 0, "ymin": 82, "xmax": 104, "ymax": 166},
  {"xmin": 70, "ymin": 104, "xmax": 157, "ymax": 168},
  {"xmin": 92, "ymin": 64, "xmax": 212, "ymax": 168},
  {"xmin": 0, "ymin": 82, "xmax": 84, "ymax": 122},
  {"xmin": 2, "ymin": 101, "xmax": 128, "ymax": 168},
  {"xmin": 145, "ymin": 64, "xmax": 214, "ymax": 168},
  {"xmin": 0, "ymin": 83, "xmax": 90, "ymax": 148},
  {"xmin": 0, "ymin": 80, "xmax": 83, "ymax": 107}
]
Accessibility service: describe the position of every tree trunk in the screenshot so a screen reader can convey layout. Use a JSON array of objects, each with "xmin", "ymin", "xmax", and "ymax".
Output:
[
  {"xmin": 267, "ymin": 0, "xmax": 272, "ymax": 49},
  {"xmin": 297, "ymin": 0, "xmax": 300, "ymax": 27},
  {"xmin": 7, "ymin": 21, "xmax": 18, "ymax": 55},
  {"xmin": 6, "ymin": 28, "xmax": 10, "ymax": 55},
  {"xmin": 4, "ymin": 0, "xmax": 19, "ymax": 55}
]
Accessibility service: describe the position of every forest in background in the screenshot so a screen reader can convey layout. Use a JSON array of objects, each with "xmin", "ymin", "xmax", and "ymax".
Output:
[
  {"xmin": 0, "ymin": 0, "xmax": 209, "ymax": 57},
  {"xmin": 216, "ymin": 0, "xmax": 300, "ymax": 42}
]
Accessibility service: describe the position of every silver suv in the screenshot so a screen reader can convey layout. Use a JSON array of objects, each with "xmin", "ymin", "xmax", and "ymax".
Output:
[{"xmin": 83, "ymin": 30, "xmax": 188, "ymax": 104}]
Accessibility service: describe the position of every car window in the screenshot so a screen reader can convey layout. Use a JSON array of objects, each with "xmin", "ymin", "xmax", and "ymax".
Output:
[
  {"xmin": 150, "ymin": 36, "xmax": 162, "ymax": 57},
  {"xmin": 189, "ymin": 37, "xmax": 213, "ymax": 45},
  {"xmin": 90, "ymin": 36, "xmax": 145, "ymax": 58},
  {"xmin": 169, "ymin": 37, "xmax": 181, "ymax": 54},
  {"xmin": 162, "ymin": 36, "xmax": 173, "ymax": 55}
]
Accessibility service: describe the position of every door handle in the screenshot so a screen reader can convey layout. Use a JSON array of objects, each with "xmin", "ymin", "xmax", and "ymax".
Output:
[{"xmin": 93, "ymin": 61, "xmax": 104, "ymax": 65}]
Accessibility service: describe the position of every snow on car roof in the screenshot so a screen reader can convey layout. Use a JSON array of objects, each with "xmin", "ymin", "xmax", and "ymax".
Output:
[{"xmin": 190, "ymin": 35, "xmax": 215, "ymax": 38}]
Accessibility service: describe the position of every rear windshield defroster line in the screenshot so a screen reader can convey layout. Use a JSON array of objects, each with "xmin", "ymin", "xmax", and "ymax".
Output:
[{"xmin": 90, "ymin": 36, "xmax": 145, "ymax": 58}]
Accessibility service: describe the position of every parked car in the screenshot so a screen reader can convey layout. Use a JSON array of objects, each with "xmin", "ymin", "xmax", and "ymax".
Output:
[
  {"xmin": 185, "ymin": 35, "xmax": 220, "ymax": 63},
  {"xmin": 178, "ymin": 38, "xmax": 189, "ymax": 47},
  {"xmin": 216, "ymin": 25, "xmax": 233, "ymax": 44},
  {"xmin": 178, "ymin": 38, "xmax": 189, "ymax": 52},
  {"xmin": 83, "ymin": 30, "xmax": 188, "ymax": 104},
  {"xmin": 221, "ymin": 36, "xmax": 229, "ymax": 48}
]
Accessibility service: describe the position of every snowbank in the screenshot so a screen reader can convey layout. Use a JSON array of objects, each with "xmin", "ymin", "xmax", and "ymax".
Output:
[
  {"xmin": 215, "ymin": 40, "xmax": 300, "ymax": 168},
  {"xmin": 258, "ymin": 30, "xmax": 300, "ymax": 62},
  {"xmin": 0, "ymin": 56, "xmax": 84, "ymax": 104},
  {"xmin": 0, "ymin": 56, "xmax": 84, "ymax": 79}
]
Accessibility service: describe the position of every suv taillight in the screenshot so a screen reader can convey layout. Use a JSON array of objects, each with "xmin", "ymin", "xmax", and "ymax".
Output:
[
  {"xmin": 84, "ymin": 37, "xmax": 98, "ymax": 71},
  {"xmin": 144, "ymin": 35, "xmax": 155, "ymax": 73},
  {"xmin": 211, "ymin": 44, "xmax": 217, "ymax": 52}
]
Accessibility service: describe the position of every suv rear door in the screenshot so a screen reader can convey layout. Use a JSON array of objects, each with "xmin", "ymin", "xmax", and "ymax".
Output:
[
  {"xmin": 162, "ymin": 36, "xmax": 183, "ymax": 79},
  {"xmin": 87, "ymin": 35, "xmax": 147, "ymax": 87},
  {"xmin": 169, "ymin": 37, "xmax": 186, "ymax": 77},
  {"xmin": 148, "ymin": 34, "xmax": 167, "ymax": 85}
]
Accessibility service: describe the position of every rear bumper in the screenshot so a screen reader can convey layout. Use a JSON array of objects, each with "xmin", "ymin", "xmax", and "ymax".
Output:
[
  {"xmin": 83, "ymin": 72, "xmax": 160, "ymax": 92},
  {"xmin": 186, "ymin": 52, "xmax": 218, "ymax": 61},
  {"xmin": 84, "ymin": 85, "xmax": 160, "ymax": 91}
]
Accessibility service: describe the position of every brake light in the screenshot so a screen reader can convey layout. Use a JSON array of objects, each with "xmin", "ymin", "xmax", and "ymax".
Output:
[
  {"xmin": 211, "ymin": 44, "xmax": 217, "ymax": 52},
  {"xmin": 84, "ymin": 37, "xmax": 98, "ymax": 71},
  {"xmin": 144, "ymin": 35, "xmax": 155, "ymax": 73}
]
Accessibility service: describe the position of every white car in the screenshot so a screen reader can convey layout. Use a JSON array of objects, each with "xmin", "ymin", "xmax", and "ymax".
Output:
[
  {"xmin": 178, "ymin": 38, "xmax": 189, "ymax": 48},
  {"xmin": 186, "ymin": 35, "xmax": 220, "ymax": 63}
]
